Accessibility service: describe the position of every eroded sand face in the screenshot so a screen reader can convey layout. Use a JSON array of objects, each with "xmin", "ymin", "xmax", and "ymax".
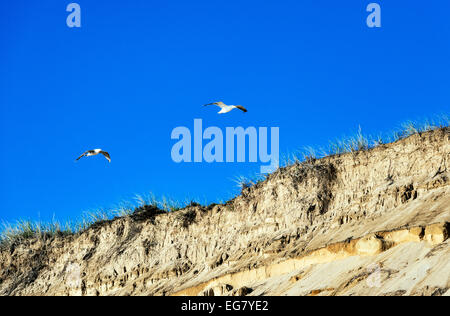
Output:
[{"xmin": 1, "ymin": 128, "xmax": 449, "ymax": 296}]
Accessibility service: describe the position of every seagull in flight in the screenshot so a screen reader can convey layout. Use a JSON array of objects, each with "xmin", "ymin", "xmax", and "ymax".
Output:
[
  {"xmin": 76, "ymin": 149, "xmax": 111, "ymax": 163},
  {"xmin": 203, "ymin": 101, "xmax": 247, "ymax": 114}
]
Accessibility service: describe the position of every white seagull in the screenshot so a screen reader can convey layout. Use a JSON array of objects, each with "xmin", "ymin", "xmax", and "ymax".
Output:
[
  {"xmin": 203, "ymin": 101, "xmax": 247, "ymax": 114},
  {"xmin": 76, "ymin": 149, "xmax": 111, "ymax": 163}
]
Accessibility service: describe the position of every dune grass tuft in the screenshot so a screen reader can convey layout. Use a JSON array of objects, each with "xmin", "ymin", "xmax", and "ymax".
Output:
[
  {"xmin": 0, "ymin": 194, "xmax": 203, "ymax": 249},
  {"xmin": 291, "ymin": 115, "xmax": 449, "ymax": 162},
  {"xmin": 239, "ymin": 115, "xmax": 449, "ymax": 191}
]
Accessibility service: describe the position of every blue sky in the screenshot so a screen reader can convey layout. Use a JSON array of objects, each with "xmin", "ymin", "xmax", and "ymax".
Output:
[{"xmin": 1, "ymin": 1, "xmax": 449, "ymax": 223}]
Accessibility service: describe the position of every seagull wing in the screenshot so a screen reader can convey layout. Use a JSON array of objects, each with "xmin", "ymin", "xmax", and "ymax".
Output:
[
  {"xmin": 76, "ymin": 151, "xmax": 88, "ymax": 161},
  {"xmin": 204, "ymin": 101, "xmax": 226, "ymax": 108},
  {"xmin": 100, "ymin": 151, "xmax": 111, "ymax": 163},
  {"xmin": 235, "ymin": 105, "xmax": 248, "ymax": 113}
]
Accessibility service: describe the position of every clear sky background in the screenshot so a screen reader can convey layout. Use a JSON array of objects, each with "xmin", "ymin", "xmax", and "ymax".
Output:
[{"xmin": 1, "ymin": 1, "xmax": 449, "ymax": 224}]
